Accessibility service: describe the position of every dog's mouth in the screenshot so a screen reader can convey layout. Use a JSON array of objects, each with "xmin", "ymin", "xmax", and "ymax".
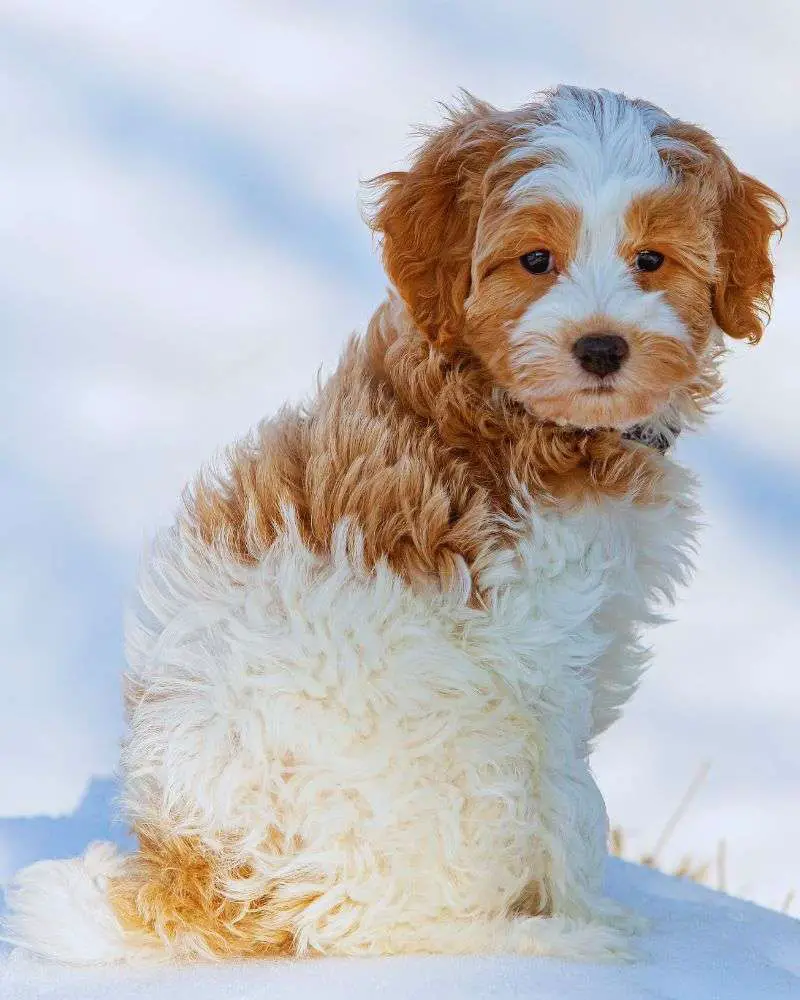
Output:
[
  {"xmin": 580, "ymin": 384, "xmax": 616, "ymax": 395},
  {"xmin": 523, "ymin": 381, "xmax": 674, "ymax": 438}
]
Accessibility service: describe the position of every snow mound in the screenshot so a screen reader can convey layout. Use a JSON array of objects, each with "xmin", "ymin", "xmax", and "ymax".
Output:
[{"xmin": 2, "ymin": 859, "xmax": 798, "ymax": 999}]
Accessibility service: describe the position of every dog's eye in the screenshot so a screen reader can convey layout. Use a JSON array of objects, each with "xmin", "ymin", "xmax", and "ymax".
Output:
[
  {"xmin": 520, "ymin": 250, "xmax": 553, "ymax": 275},
  {"xmin": 635, "ymin": 250, "xmax": 664, "ymax": 272}
]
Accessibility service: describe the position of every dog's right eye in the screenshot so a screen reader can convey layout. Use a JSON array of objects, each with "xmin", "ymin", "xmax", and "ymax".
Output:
[{"xmin": 520, "ymin": 250, "xmax": 553, "ymax": 275}]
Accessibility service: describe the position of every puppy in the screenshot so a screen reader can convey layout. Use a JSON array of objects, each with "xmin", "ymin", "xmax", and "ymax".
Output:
[{"xmin": 5, "ymin": 86, "xmax": 785, "ymax": 965}]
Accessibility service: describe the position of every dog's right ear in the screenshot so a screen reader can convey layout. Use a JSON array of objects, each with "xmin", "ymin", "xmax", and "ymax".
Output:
[{"xmin": 367, "ymin": 97, "xmax": 511, "ymax": 352}]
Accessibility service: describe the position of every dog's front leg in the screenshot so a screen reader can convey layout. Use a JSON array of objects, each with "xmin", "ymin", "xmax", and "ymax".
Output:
[
  {"xmin": 519, "ymin": 690, "xmax": 645, "ymax": 935},
  {"xmin": 540, "ymin": 755, "xmax": 646, "ymax": 934}
]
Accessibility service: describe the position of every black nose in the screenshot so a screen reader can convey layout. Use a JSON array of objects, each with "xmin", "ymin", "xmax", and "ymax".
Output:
[{"xmin": 572, "ymin": 334, "xmax": 629, "ymax": 377}]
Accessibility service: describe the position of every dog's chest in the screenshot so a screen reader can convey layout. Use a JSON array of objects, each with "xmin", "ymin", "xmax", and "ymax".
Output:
[{"xmin": 470, "ymin": 488, "xmax": 694, "ymax": 687}]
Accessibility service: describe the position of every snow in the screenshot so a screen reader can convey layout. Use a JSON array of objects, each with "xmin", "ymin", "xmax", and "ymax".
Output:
[
  {"xmin": 2, "ymin": 784, "xmax": 799, "ymax": 995},
  {"xmin": 2, "ymin": 860, "xmax": 799, "ymax": 999}
]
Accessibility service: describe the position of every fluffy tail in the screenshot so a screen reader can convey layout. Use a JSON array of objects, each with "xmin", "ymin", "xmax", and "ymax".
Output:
[{"xmin": 2, "ymin": 842, "xmax": 160, "ymax": 965}]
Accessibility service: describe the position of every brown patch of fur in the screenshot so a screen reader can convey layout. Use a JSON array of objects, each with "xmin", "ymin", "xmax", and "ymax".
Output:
[
  {"xmin": 473, "ymin": 202, "xmax": 581, "ymax": 284},
  {"xmin": 653, "ymin": 119, "xmax": 786, "ymax": 343},
  {"xmin": 508, "ymin": 878, "xmax": 552, "ymax": 918},
  {"xmin": 366, "ymin": 95, "xmax": 550, "ymax": 355},
  {"xmin": 366, "ymin": 97, "xmax": 511, "ymax": 353},
  {"xmin": 465, "ymin": 201, "xmax": 581, "ymax": 387},
  {"xmin": 713, "ymin": 171, "xmax": 786, "ymax": 343},
  {"xmin": 192, "ymin": 95, "xmax": 800, "ymax": 593},
  {"xmin": 109, "ymin": 826, "xmax": 317, "ymax": 960},
  {"xmin": 623, "ymin": 183, "xmax": 718, "ymax": 350},
  {"xmin": 187, "ymin": 301, "xmax": 666, "ymax": 603}
]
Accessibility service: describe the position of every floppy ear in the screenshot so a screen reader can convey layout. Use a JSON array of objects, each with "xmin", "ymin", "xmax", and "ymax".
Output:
[
  {"xmin": 712, "ymin": 171, "xmax": 786, "ymax": 343},
  {"xmin": 368, "ymin": 98, "xmax": 511, "ymax": 351}
]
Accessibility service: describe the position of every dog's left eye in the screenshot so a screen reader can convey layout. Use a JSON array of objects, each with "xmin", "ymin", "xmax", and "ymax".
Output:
[
  {"xmin": 635, "ymin": 250, "xmax": 665, "ymax": 272},
  {"xmin": 520, "ymin": 250, "xmax": 554, "ymax": 275}
]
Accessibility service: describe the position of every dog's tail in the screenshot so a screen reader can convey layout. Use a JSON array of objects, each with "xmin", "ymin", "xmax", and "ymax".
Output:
[
  {"xmin": 2, "ymin": 842, "xmax": 161, "ymax": 965},
  {"xmin": 3, "ymin": 835, "xmax": 306, "ymax": 965}
]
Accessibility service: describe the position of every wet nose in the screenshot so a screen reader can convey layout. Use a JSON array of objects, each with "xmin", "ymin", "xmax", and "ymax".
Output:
[{"xmin": 572, "ymin": 334, "xmax": 629, "ymax": 377}]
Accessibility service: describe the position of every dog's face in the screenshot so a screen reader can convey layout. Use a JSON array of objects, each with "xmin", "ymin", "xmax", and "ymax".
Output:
[{"xmin": 371, "ymin": 87, "xmax": 785, "ymax": 431}]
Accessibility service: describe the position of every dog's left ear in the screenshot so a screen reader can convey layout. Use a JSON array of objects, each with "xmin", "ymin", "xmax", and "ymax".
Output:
[
  {"xmin": 367, "ymin": 97, "xmax": 512, "ymax": 352},
  {"xmin": 712, "ymin": 170, "xmax": 787, "ymax": 344}
]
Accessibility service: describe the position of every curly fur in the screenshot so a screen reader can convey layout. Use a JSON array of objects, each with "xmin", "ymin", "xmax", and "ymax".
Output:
[{"xmin": 3, "ymin": 85, "xmax": 784, "ymax": 966}]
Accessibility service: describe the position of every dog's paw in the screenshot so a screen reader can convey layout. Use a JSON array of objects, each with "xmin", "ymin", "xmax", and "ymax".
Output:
[
  {"xmin": 584, "ymin": 896, "xmax": 650, "ymax": 936},
  {"xmin": 507, "ymin": 914, "xmax": 636, "ymax": 963}
]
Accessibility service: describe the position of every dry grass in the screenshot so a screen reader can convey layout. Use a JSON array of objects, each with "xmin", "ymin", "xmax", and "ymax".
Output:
[{"xmin": 609, "ymin": 762, "xmax": 795, "ymax": 916}]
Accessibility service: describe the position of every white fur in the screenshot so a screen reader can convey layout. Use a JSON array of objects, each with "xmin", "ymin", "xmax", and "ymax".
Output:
[
  {"xmin": 512, "ymin": 255, "xmax": 689, "ymax": 357},
  {"xmin": 2, "ymin": 842, "xmax": 156, "ymax": 965},
  {"xmin": 507, "ymin": 87, "xmax": 680, "ymax": 207},
  {"xmin": 506, "ymin": 87, "xmax": 694, "ymax": 358},
  {"xmin": 4, "ymin": 459, "xmax": 697, "ymax": 964}
]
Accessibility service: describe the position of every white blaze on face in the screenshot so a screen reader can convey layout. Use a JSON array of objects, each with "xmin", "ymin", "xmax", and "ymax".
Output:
[{"xmin": 505, "ymin": 88, "xmax": 693, "ymax": 363}]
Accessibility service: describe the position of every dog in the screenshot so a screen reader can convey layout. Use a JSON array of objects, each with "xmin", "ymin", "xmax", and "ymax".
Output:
[{"xmin": 5, "ymin": 86, "xmax": 785, "ymax": 965}]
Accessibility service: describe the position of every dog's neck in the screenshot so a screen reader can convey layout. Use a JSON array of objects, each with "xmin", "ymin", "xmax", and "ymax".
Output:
[
  {"xmin": 363, "ymin": 300, "xmax": 670, "ymax": 507},
  {"xmin": 623, "ymin": 421, "xmax": 681, "ymax": 454},
  {"xmin": 368, "ymin": 297, "xmax": 684, "ymax": 459}
]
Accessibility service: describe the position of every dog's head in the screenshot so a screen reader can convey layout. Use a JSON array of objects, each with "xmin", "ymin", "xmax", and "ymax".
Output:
[{"xmin": 370, "ymin": 87, "xmax": 786, "ymax": 432}]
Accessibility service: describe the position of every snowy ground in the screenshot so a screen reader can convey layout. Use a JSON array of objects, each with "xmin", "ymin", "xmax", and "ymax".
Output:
[
  {"xmin": 3, "ymin": 860, "xmax": 799, "ymax": 999},
  {"xmin": 1, "ymin": 0, "xmax": 798, "ymax": 937}
]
